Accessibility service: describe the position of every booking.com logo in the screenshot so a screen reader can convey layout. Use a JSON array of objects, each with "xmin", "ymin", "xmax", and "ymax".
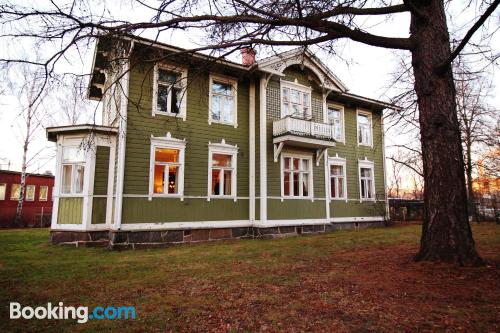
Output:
[{"xmin": 10, "ymin": 302, "xmax": 136, "ymax": 324}]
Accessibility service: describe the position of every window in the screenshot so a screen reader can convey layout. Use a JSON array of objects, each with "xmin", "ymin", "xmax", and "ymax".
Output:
[
  {"xmin": 357, "ymin": 110, "xmax": 372, "ymax": 146},
  {"xmin": 149, "ymin": 134, "xmax": 186, "ymax": 198},
  {"xmin": 153, "ymin": 64, "xmax": 187, "ymax": 119},
  {"xmin": 329, "ymin": 158, "xmax": 347, "ymax": 199},
  {"xmin": 10, "ymin": 184, "xmax": 20, "ymax": 200},
  {"xmin": 153, "ymin": 148, "xmax": 181, "ymax": 195},
  {"xmin": 281, "ymin": 81, "xmax": 311, "ymax": 119},
  {"xmin": 25, "ymin": 185, "xmax": 35, "ymax": 201},
  {"xmin": 39, "ymin": 186, "xmax": 48, "ymax": 201},
  {"xmin": 359, "ymin": 160, "xmax": 375, "ymax": 200},
  {"xmin": 61, "ymin": 146, "xmax": 86, "ymax": 195},
  {"xmin": 0, "ymin": 183, "xmax": 5, "ymax": 200},
  {"xmin": 282, "ymin": 155, "xmax": 313, "ymax": 198},
  {"xmin": 209, "ymin": 75, "xmax": 238, "ymax": 126},
  {"xmin": 327, "ymin": 104, "xmax": 344, "ymax": 142},
  {"xmin": 208, "ymin": 140, "xmax": 238, "ymax": 199}
]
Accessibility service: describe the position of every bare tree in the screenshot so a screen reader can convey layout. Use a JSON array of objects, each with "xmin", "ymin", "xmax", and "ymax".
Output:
[{"xmin": 1, "ymin": 0, "xmax": 499, "ymax": 264}]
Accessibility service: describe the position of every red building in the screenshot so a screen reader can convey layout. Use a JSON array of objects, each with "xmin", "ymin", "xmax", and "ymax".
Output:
[{"xmin": 0, "ymin": 170, "xmax": 54, "ymax": 227}]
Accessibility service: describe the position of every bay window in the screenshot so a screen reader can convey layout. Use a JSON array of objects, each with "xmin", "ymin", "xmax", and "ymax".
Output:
[
  {"xmin": 282, "ymin": 155, "xmax": 313, "ymax": 198},
  {"xmin": 61, "ymin": 146, "xmax": 85, "ymax": 195}
]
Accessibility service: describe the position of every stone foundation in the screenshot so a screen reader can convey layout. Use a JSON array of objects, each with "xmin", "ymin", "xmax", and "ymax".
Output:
[{"xmin": 51, "ymin": 221, "xmax": 386, "ymax": 249}]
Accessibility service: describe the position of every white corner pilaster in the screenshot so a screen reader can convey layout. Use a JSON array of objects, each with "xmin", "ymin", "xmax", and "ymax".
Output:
[
  {"xmin": 259, "ymin": 75, "xmax": 268, "ymax": 225},
  {"xmin": 249, "ymin": 80, "xmax": 256, "ymax": 222}
]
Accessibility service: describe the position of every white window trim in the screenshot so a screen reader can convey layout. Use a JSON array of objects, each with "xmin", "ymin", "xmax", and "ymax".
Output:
[
  {"xmin": 328, "ymin": 155, "xmax": 347, "ymax": 201},
  {"xmin": 326, "ymin": 102, "xmax": 345, "ymax": 143},
  {"xmin": 39, "ymin": 185, "xmax": 48, "ymax": 201},
  {"xmin": 280, "ymin": 152, "xmax": 314, "ymax": 200},
  {"xmin": 152, "ymin": 63, "xmax": 188, "ymax": 120},
  {"xmin": 149, "ymin": 132, "xmax": 186, "ymax": 200},
  {"xmin": 0, "ymin": 183, "xmax": 5, "ymax": 200},
  {"xmin": 358, "ymin": 159, "xmax": 376, "ymax": 201},
  {"xmin": 280, "ymin": 79, "xmax": 312, "ymax": 119},
  {"xmin": 208, "ymin": 74, "xmax": 238, "ymax": 128},
  {"xmin": 60, "ymin": 145, "xmax": 86, "ymax": 197},
  {"xmin": 25, "ymin": 185, "xmax": 36, "ymax": 201},
  {"xmin": 207, "ymin": 139, "xmax": 238, "ymax": 201},
  {"xmin": 357, "ymin": 109, "xmax": 373, "ymax": 147}
]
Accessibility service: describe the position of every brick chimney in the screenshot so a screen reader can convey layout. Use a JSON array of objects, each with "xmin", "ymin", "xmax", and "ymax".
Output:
[{"xmin": 241, "ymin": 47, "xmax": 256, "ymax": 66}]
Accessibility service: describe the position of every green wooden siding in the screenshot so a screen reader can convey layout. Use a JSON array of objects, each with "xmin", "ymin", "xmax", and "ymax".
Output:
[
  {"xmin": 122, "ymin": 61, "xmax": 250, "ymax": 223},
  {"xmin": 91, "ymin": 197, "xmax": 107, "ymax": 224},
  {"xmin": 57, "ymin": 197, "xmax": 83, "ymax": 224},
  {"xmin": 93, "ymin": 145, "xmax": 110, "ymax": 195}
]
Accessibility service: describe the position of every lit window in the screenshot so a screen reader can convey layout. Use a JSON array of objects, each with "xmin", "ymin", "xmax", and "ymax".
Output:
[
  {"xmin": 210, "ymin": 153, "xmax": 235, "ymax": 196},
  {"xmin": 153, "ymin": 148, "xmax": 181, "ymax": 195},
  {"xmin": 359, "ymin": 161, "xmax": 375, "ymax": 200},
  {"xmin": 209, "ymin": 76, "xmax": 237, "ymax": 126},
  {"xmin": 25, "ymin": 185, "xmax": 35, "ymax": 201},
  {"xmin": 61, "ymin": 146, "xmax": 85, "ymax": 195},
  {"xmin": 329, "ymin": 159, "xmax": 346, "ymax": 199},
  {"xmin": 153, "ymin": 65, "xmax": 187, "ymax": 118},
  {"xmin": 327, "ymin": 104, "xmax": 344, "ymax": 142},
  {"xmin": 357, "ymin": 111, "xmax": 372, "ymax": 146},
  {"xmin": 282, "ymin": 155, "xmax": 312, "ymax": 198},
  {"xmin": 39, "ymin": 186, "xmax": 48, "ymax": 201},
  {"xmin": 0, "ymin": 183, "xmax": 5, "ymax": 200},
  {"xmin": 281, "ymin": 81, "xmax": 311, "ymax": 119},
  {"xmin": 10, "ymin": 184, "xmax": 20, "ymax": 200}
]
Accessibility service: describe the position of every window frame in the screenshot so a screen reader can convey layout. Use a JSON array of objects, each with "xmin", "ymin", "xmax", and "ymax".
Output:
[
  {"xmin": 326, "ymin": 103, "xmax": 345, "ymax": 143},
  {"xmin": 0, "ymin": 183, "xmax": 6, "ymax": 200},
  {"xmin": 328, "ymin": 156, "xmax": 347, "ymax": 200},
  {"xmin": 25, "ymin": 185, "xmax": 36, "ymax": 201},
  {"xmin": 207, "ymin": 140, "xmax": 238, "ymax": 200},
  {"xmin": 10, "ymin": 184, "xmax": 20, "ymax": 200},
  {"xmin": 280, "ymin": 153, "xmax": 314, "ymax": 199},
  {"xmin": 60, "ymin": 146, "xmax": 86, "ymax": 197},
  {"xmin": 208, "ymin": 74, "xmax": 238, "ymax": 127},
  {"xmin": 280, "ymin": 79, "xmax": 312, "ymax": 119},
  {"xmin": 358, "ymin": 159, "xmax": 376, "ymax": 201},
  {"xmin": 152, "ymin": 63, "xmax": 188, "ymax": 120},
  {"xmin": 148, "ymin": 133, "xmax": 186, "ymax": 199},
  {"xmin": 39, "ymin": 185, "xmax": 48, "ymax": 201},
  {"xmin": 357, "ymin": 109, "xmax": 373, "ymax": 147}
]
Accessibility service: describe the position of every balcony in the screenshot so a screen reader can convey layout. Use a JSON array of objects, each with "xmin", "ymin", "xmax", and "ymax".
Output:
[{"xmin": 272, "ymin": 116, "xmax": 336, "ymax": 164}]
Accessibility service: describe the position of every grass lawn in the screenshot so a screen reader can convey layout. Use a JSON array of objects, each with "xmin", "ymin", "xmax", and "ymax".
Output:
[{"xmin": 0, "ymin": 223, "xmax": 499, "ymax": 332}]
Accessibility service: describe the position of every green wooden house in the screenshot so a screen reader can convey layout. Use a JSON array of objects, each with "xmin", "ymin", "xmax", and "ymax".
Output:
[{"xmin": 47, "ymin": 36, "xmax": 396, "ymax": 248}]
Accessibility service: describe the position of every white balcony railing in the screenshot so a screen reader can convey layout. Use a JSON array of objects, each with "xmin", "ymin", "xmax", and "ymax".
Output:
[{"xmin": 273, "ymin": 117, "xmax": 335, "ymax": 140}]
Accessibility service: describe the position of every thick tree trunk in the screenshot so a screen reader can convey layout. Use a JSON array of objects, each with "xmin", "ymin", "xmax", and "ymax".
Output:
[{"xmin": 410, "ymin": 0, "xmax": 484, "ymax": 266}]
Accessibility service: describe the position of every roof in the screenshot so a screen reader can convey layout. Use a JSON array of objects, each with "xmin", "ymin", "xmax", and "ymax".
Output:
[
  {"xmin": 88, "ymin": 34, "xmax": 399, "ymax": 110},
  {"xmin": 46, "ymin": 125, "xmax": 118, "ymax": 142},
  {"xmin": 0, "ymin": 170, "xmax": 54, "ymax": 178}
]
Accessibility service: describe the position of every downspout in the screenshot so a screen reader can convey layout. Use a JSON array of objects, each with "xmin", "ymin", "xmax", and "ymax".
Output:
[
  {"xmin": 381, "ymin": 110, "xmax": 390, "ymax": 222},
  {"xmin": 259, "ymin": 75, "xmax": 268, "ymax": 225},
  {"xmin": 249, "ymin": 80, "xmax": 256, "ymax": 223}
]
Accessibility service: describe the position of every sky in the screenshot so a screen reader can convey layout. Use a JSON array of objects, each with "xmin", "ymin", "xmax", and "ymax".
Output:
[{"xmin": 0, "ymin": 1, "xmax": 498, "ymax": 190}]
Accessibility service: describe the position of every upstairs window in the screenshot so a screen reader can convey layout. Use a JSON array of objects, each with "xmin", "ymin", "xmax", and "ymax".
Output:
[
  {"xmin": 359, "ymin": 161, "xmax": 375, "ymax": 200},
  {"xmin": 61, "ymin": 147, "xmax": 85, "ymax": 195},
  {"xmin": 10, "ymin": 184, "xmax": 20, "ymax": 200},
  {"xmin": 153, "ymin": 65, "xmax": 187, "ymax": 119},
  {"xmin": 209, "ymin": 75, "xmax": 238, "ymax": 127},
  {"xmin": 282, "ymin": 155, "xmax": 312, "ymax": 198},
  {"xmin": 357, "ymin": 110, "xmax": 373, "ymax": 146},
  {"xmin": 327, "ymin": 104, "xmax": 344, "ymax": 142},
  {"xmin": 281, "ymin": 81, "xmax": 311, "ymax": 119}
]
